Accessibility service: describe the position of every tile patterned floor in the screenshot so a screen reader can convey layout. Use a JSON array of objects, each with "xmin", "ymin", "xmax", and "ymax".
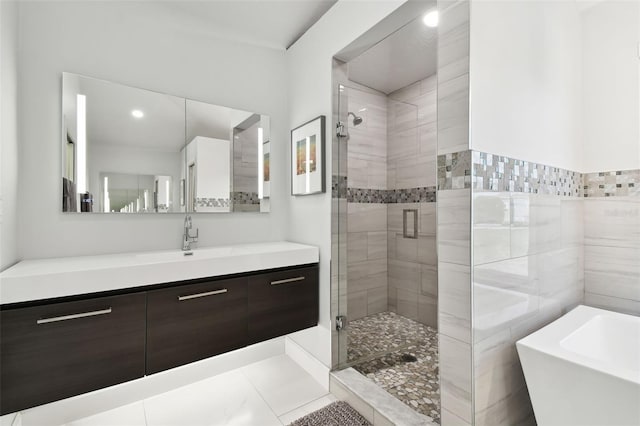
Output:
[
  {"xmin": 10, "ymin": 355, "xmax": 333, "ymax": 426},
  {"xmin": 348, "ymin": 312, "xmax": 441, "ymax": 424}
]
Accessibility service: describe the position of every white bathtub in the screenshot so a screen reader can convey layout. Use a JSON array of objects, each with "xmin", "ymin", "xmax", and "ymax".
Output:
[{"xmin": 517, "ymin": 305, "xmax": 640, "ymax": 426}]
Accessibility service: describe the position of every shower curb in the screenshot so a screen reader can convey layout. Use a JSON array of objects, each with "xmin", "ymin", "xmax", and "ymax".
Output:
[{"xmin": 330, "ymin": 368, "xmax": 436, "ymax": 426}]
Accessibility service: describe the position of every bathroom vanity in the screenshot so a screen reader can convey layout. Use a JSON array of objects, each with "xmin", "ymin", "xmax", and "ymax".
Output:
[{"xmin": 0, "ymin": 242, "xmax": 319, "ymax": 415}]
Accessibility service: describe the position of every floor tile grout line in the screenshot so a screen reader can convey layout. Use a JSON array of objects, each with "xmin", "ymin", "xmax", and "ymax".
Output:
[
  {"xmin": 142, "ymin": 399, "xmax": 149, "ymax": 426},
  {"xmin": 238, "ymin": 366, "xmax": 285, "ymax": 424},
  {"xmin": 277, "ymin": 393, "xmax": 335, "ymax": 422}
]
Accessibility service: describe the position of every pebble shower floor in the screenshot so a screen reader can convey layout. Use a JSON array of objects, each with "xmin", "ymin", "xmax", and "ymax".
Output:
[{"xmin": 347, "ymin": 311, "xmax": 440, "ymax": 424}]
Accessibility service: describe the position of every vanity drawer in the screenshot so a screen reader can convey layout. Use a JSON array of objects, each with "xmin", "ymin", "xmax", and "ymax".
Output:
[
  {"xmin": 0, "ymin": 292, "xmax": 146, "ymax": 415},
  {"xmin": 248, "ymin": 265, "xmax": 318, "ymax": 343},
  {"xmin": 146, "ymin": 277, "xmax": 248, "ymax": 374}
]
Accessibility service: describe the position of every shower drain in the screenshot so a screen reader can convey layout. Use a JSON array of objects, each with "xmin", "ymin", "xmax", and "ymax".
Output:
[{"xmin": 401, "ymin": 353, "xmax": 418, "ymax": 363}]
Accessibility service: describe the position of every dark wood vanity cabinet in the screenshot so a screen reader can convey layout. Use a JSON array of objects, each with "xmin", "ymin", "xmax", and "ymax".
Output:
[
  {"xmin": 0, "ymin": 263, "xmax": 318, "ymax": 415},
  {"xmin": 0, "ymin": 293, "xmax": 146, "ymax": 415},
  {"xmin": 248, "ymin": 266, "xmax": 319, "ymax": 343},
  {"xmin": 146, "ymin": 277, "xmax": 248, "ymax": 374}
]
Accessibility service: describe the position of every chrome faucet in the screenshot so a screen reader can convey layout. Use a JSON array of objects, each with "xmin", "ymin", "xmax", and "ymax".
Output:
[{"xmin": 182, "ymin": 214, "xmax": 198, "ymax": 251}]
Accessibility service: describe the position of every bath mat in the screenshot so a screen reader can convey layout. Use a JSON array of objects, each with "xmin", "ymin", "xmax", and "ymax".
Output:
[{"xmin": 289, "ymin": 401, "xmax": 372, "ymax": 426}]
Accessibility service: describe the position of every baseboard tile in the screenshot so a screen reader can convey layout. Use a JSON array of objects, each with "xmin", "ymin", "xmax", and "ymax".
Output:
[{"xmin": 285, "ymin": 336, "xmax": 330, "ymax": 390}]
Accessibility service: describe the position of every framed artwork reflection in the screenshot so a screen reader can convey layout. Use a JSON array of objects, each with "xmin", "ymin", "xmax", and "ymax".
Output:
[{"xmin": 291, "ymin": 115, "xmax": 325, "ymax": 195}]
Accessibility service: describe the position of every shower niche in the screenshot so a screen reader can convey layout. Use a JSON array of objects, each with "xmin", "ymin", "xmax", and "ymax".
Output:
[{"xmin": 331, "ymin": 2, "xmax": 440, "ymax": 423}]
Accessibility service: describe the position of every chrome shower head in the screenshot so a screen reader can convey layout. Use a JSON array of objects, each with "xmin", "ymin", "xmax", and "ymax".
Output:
[{"xmin": 348, "ymin": 112, "xmax": 363, "ymax": 126}]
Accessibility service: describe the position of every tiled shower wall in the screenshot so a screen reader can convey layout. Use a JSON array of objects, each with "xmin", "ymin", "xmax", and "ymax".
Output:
[
  {"xmin": 346, "ymin": 86, "xmax": 388, "ymax": 320},
  {"xmin": 345, "ymin": 76, "xmax": 440, "ymax": 327},
  {"xmin": 387, "ymin": 76, "xmax": 438, "ymax": 328}
]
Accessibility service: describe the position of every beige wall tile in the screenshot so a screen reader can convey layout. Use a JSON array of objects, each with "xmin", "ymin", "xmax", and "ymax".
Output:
[
  {"xmin": 397, "ymin": 288, "xmax": 419, "ymax": 320},
  {"xmin": 439, "ymin": 334, "xmax": 472, "ymax": 424},
  {"xmin": 347, "ymin": 232, "xmax": 368, "ymax": 263},
  {"xmin": 348, "ymin": 203, "xmax": 387, "ymax": 233},
  {"xmin": 347, "ymin": 290, "xmax": 367, "ymax": 321},
  {"xmin": 439, "ymin": 262, "xmax": 471, "ymax": 343},
  {"xmin": 418, "ymin": 293, "xmax": 438, "ymax": 328},
  {"xmin": 389, "ymin": 259, "xmax": 421, "ymax": 293},
  {"xmin": 438, "ymin": 189, "xmax": 471, "ymax": 265},
  {"xmin": 367, "ymin": 231, "xmax": 388, "ymax": 260}
]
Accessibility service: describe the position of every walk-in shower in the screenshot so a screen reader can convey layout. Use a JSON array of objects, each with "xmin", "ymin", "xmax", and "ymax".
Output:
[{"xmin": 331, "ymin": 5, "xmax": 440, "ymax": 423}]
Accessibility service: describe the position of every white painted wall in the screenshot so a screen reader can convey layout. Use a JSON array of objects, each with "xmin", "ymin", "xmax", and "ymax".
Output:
[
  {"xmin": 582, "ymin": 1, "xmax": 640, "ymax": 172},
  {"xmin": 17, "ymin": 1, "xmax": 287, "ymax": 260},
  {"xmin": 470, "ymin": 0, "xmax": 583, "ymax": 171},
  {"xmin": 285, "ymin": 0, "xmax": 406, "ymax": 366},
  {"xmin": 0, "ymin": 1, "xmax": 19, "ymax": 270}
]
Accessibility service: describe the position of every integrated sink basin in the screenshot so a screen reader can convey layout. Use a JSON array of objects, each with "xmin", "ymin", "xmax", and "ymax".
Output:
[
  {"xmin": 517, "ymin": 305, "xmax": 640, "ymax": 426},
  {"xmin": 0, "ymin": 242, "xmax": 319, "ymax": 305}
]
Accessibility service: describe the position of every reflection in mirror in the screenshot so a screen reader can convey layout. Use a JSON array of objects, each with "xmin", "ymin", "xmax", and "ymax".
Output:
[
  {"xmin": 185, "ymin": 100, "xmax": 270, "ymax": 213},
  {"xmin": 62, "ymin": 73, "xmax": 185, "ymax": 213},
  {"xmin": 61, "ymin": 73, "xmax": 271, "ymax": 214}
]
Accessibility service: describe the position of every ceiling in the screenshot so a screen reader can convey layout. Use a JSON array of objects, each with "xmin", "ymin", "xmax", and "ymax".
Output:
[
  {"xmin": 156, "ymin": 0, "xmax": 338, "ymax": 50},
  {"xmin": 73, "ymin": 76, "xmax": 186, "ymax": 152},
  {"xmin": 63, "ymin": 74, "xmax": 259, "ymax": 153},
  {"xmin": 347, "ymin": 14, "xmax": 438, "ymax": 94}
]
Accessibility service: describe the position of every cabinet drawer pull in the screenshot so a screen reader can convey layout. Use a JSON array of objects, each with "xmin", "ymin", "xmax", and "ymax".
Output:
[
  {"xmin": 37, "ymin": 308, "xmax": 112, "ymax": 324},
  {"xmin": 270, "ymin": 276, "xmax": 305, "ymax": 286},
  {"xmin": 178, "ymin": 289, "xmax": 227, "ymax": 301}
]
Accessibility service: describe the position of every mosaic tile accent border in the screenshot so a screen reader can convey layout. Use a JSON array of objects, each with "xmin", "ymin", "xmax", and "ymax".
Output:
[
  {"xmin": 333, "ymin": 175, "xmax": 436, "ymax": 203},
  {"xmin": 231, "ymin": 191, "xmax": 260, "ymax": 205},
  {"xmin": 471, "ymin": 151, "xmax": 582, "ymax": 196},
  {"xmin": 437, "ymin": 151, "xmax": 472, "ymax": 190},
  {"xmin": 438, "ymin": 150, "xmax": 585, "ymax": 196},
  {"xmin": 345, "ymin": 187, "xmax": 437, "ymax": 204},
  {"xmin": 583, "ymin": 169, "xmax": 640, "ymax": 197},
  {"xmin": 387, "ymin": 187, "xmax": 436, "ymax": 203},
  {"xmin": 347, "ymin": 188, "xmax": 387, "ymax": 203},
  {"xmin": 195, "ymin": 197, "xmax": 230, "ymax": 208},
  {"xmin": 332, "ymin": 175, "xmax": 348, "ymax": 199}
]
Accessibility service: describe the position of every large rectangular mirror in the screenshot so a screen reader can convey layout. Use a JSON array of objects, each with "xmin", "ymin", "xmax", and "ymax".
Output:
[{"xmin": 61, "ymin": 73, "xmax": 270, "ymax": 213}]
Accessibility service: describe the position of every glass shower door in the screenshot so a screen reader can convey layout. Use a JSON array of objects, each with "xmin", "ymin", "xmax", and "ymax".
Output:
[{"xmin": 334, "ymin": 84, "xmax": 422, "ymax": 369}]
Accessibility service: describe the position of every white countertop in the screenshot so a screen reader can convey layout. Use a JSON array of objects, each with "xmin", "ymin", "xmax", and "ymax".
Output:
[{"xmin": 0, "ymin": 242, "xmax": 319, "ymax": 305}]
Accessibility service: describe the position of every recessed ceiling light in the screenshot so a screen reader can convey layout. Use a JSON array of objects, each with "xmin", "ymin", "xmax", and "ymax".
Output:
[
  {"xmin": 423, "ymin": 10, "xmax": 439, "ymax": 28},
  {"xmin": 131, "ymin": 109, "xmax": 144, "ymax": 118}
]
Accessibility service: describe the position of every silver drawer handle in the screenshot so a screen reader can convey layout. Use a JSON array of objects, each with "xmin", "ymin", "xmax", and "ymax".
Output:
[
  {"xmin": 271, "ymin": 276, "xmax": 305, "ymax": 286},
  {"xmin": 37, "ymin": 308, "xmax": 112, "ymax": 325},
  {"xmin": 178, "ymin": 288, "xmax": 227, "ymax": 301}
]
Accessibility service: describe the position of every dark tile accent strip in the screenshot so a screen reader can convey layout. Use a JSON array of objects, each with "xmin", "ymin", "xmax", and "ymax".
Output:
[
  {"xmin": 332, "ymin": 175, "xmax": 348, "ymax": 199},
  {"xmin": 347, "ymin": 188, "xmax": 387, "ymax": 203},
  {"xmin": 386, "ymin": 187, "xmax": 436, "ymax": 203},
  {"xmin": 231, "ymin": 192, "xmax": 260, "ymax": 205},
  {"xmin": 583, "ymin": 169, "xmax": 640, "ymax": 197},
  {"xmin": 344, "ymin": 187, "xmax": 437, "ymax": 203}
]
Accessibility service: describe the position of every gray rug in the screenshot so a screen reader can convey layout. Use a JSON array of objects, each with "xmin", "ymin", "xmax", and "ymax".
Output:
[{"xmin": 289, "ymin": 401, "xmax": 372, "ymax": 426}]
